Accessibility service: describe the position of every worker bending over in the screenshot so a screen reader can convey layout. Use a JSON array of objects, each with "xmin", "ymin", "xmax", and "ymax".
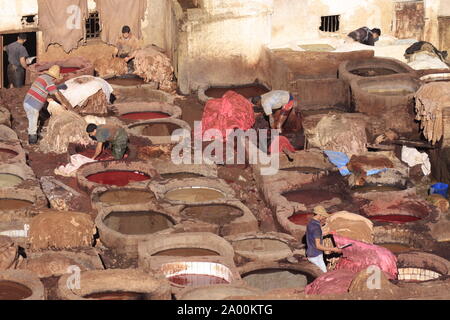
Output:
[
  {"xmin": 306, "ymin": 206, "xmax": 342, "ymax": 273},
  {"xmin": 347, "ymin": 27, "xmax": 381, "ymax": 46},
  {"xmin": 23, "ymin": 65, "xmax": 72, "ymax": 144},
  {"xmin": 252, "ymin": 90, "xmax": 296, "ymax": 132},
  {"xmin": 86, "ymin": 124, "xmax": 129, "ymax": 160}
]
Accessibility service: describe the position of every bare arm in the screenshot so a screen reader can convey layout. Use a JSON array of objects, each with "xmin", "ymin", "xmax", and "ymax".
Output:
[
  {"xmin": 92, "ymin": 142, "xmax": 104, "ymax": 160},
  {"xmin": 315, "ymin": 238, "xmax": 342, "ymax": 253},
  {"xmin": 19, "ymin": 57, "xmax": 27, "ymax": 69}
]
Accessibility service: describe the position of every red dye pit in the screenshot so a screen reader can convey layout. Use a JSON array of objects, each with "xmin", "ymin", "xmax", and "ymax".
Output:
[
  {"xmin": 87, "ymin": 171, "xmax": 150, "ymax": 186},
  {"xmin": 288, "ymin": 213, "xmax": 314, "ymax": 226},
  {"xmin": 120, "ymin": 112, "xmax": 170, "ymax": 121},
  {"xmin": 168, "ymin": 274, "xmax": 229, "ymax": 286},
  {"xmin": 369, "ymin": 215, "xmax": 421, "ymax": 224}
]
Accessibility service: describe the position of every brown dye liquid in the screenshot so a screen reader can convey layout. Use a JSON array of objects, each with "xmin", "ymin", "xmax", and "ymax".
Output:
[
  {"xmin": 140, "ymin": 123, "xmax": 181, "ymax": 137},
  {"xmin": 281, "ymin": 167, "xmax": 325, "ymax": 173},
  {"xmin": 103, "ymin": 211, "xmax": 174, "ymax": 235},
  {"xmin": 205, "ymin": 85, "xmax": 269, "ymax": 99},
  {"xmin": 352, "ymin": 185, "xmax": 404, "ymax": 193},
  {"xmin": 0, "ymin": 173, "xmax": 24, "ymax": 188},
  {"xmin": 161, "ymin": 172, "xmax": 203, "ymax": 180},
  {"xmin": 366, "ymin": 88, "xmax": 414, "ymax": 96},
  {"xmin": 84, "ymin": 291, "xmax": 150, "ymax": 300},
  {"xmin": 165, "ymin": 188, "xmax": 225, "ymax": 203},
  {"xmin": 0, "ymin": 281, "xmax": 33, "ymax": 300},
  {"xmin": 0, "ymin": 199, "xmax": 33, "ymax": 210},
  {"xmin": 107, "ymin": 77, "xmax": 146, "ymax": 86},
  {"xmin": 282, "ymin": 189, "xmax": 341, "ymax": 205},
  {"xmin": 350, "ymin": 68, "xmax": 399, "ymax": 77},
  {"xmin": 0, "ymin": 148, "xmax": 18, "ymax": 161},
  {"xmin": 181, "ymin": 204, "xmax": 243, "ymax": 225},
  {"xmin": 99, "ymin": 190, "xmax": 154, "ymax": 205},
  {"xmin": 378, "ymin": 243, "xmax": 414, "ymax": 253},
  {"xmin": 168, "ymin": 274, "xmax": 229, "ymax": 286},
  {"xmin": 153, "ymin": 248, "xmax": 220, "ymax": 257}
]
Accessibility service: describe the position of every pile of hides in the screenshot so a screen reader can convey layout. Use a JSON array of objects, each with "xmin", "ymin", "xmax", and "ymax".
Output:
[
  {"xmin": 39, "ymin": 101, "xmax": 92, "ymax": 154},
  {"xmin": 55, "ymin": 154, "xmax": 96, "ymax": 177},
  {"xmin": 61, "ymin": 76, "xmax": 113, "ymax": 115},
  {"xmin": 415, "ymin": 82, "xmax": 450, "ymax": 144},
  {"xmin": 401, "ymin": 146, "xmax": 431, "ymax": 176},
  {"xmin": 305, "ymin": 114, "xmax": 367, "ymax": 156},
  {"xmin": 201, "ymin": 91, "xmax": 255, "ymax": 142},
  {"xmin": 38, "ymin": 0, "xmax": 88, "ymax": 52},
  {"xmin": 405, "ymin": 41, "xmax": 449, "ymax": 66},
  {"xmin": 324, "ymin": 211, "xmax": 374, "ymax": 244},
  {"xmin": 93, "ymin": 57, "xmax": 128, "ymax": 78},
  {"xmin": 94, "ymin": 0, "xmax": 146, "ymax": 46},
  {"xmin": 305, "ymin": 269, "xmax": 355, "ymax": 296},
  {"xmin": 133, "ymin": 47, "xmax": 176, "ymax": 93}
]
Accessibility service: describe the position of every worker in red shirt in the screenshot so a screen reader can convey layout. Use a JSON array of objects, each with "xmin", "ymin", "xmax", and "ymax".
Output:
[{"xmin": 23, "ymin": 65, "xmax": 73, "ymax": 144}]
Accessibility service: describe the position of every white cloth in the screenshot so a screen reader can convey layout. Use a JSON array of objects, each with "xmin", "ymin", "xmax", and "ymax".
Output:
[
  {"xmin": 401, "ymin": 146, "xmax": 431, "ymax": 176},
  {"xmin": 61, "ymin": 75, "xmax": 114, "ymax": 107},
  {"xmin": 308, "ymin": 254, "xmax": 327, "ymax": 273},
  {"xmin": 261, "ymin": 90, "xmax": 291, "ymax": 115},
  {"xmin": 54, "ymin": 154, "xmax": 96, "ymax": 177},
  {"xmin": 408, "ymin": 52, "xmax": 449, "ymax": 70}
]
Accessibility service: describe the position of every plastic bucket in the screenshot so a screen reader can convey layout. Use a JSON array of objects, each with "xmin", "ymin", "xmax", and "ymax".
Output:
[{"xmin": 430, "ymin": 183, "xmax": 449, "ymax": 198}]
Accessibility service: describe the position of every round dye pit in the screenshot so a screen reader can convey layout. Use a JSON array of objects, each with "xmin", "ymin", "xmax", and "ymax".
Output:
[
  {"xmin": 153, "ymin": 248, "xmax": 220, "ymax": 257},
  {"xmin": 234, "ymin": 238, "xmax": 290, "ymax": 252},
  {"xmin": 120, "ymin": 111, "xmax": 170, "ymax": 121},
  {"xmin": 161, "ymin": 172, "xmax": 204, "ymax": 180},
  {"xmin": 350, "ymin": 68, "xmax": 398, "ymax": 77},
  {"xmin": 0, "ymin": 148, "xmax": 18, "ymax": 162},
  {"xmin": 288, "ymin": 212, "xmax": 314, "ymax": 226},
  {"xmin": 162, "ymin": 262, "xmax": 234, "ymax": 287},
  {"xmin": 369, "ymin": 215, "xmax": 421, "ymax": 224},
  {"xmin": 205, "ymin": 84, "xmax": 269, "ymax": 99},
  {"xmin": 168, "ymin": 275, "xmax": 229, "ymax": 286},
  {"xmin": 139, "ymin": 123, "xmax": 182, "ymax": 137},
  {"xmin": 0, "ymin": 173, "xmax": 24, "ymax": 188},
  {"xmin": 365, "ymin": 88, "xmax": 415, "ymax": 96},
  {"xmin": 242, "ymin": 268, "xmax": 313, "ymax": 291},
  {"xmin": 98, "ymin": 190, "xmax": 154, "ymax": 206},
  {"xmin": 165, "ymin": 187, "xmax": 225, "ymax": 203},
  {"xmin": 103, "ymin": 211, "xmax": 174, "ymax": 235},
  {"xmin": 181, "ymin": 204, "xmax": 243, "ymax": 225},
  {"xmin": 282, "ymin": 189, "xmax": 342, "ymax": 206},
  {"xmin": 280, "ymin": 167, "xmax": 326, "ymax": 174},
  {"xmin": 0, "ymin": 199, "xmax": 33, "ymax": 210},
  {"xmin": 87, "ymin": 171, "xmax": 150, "ymax": 187},
  {"xmin": 41, "ymin": 67, "xmax": 81, "ymax": 74},
  {"xmin": 0, "ymin": 280, "xmax": 32, "ymax": 300},
  {"xmin": 352, "ymin": 185, "xmax": 405, "ymax": 193},
  {"xmin": 106, "ymin": 76, "xmax": 146, "ymax": 86},
  {"xmin": 84, "ymin": 291, "xmax": 150, "ymax": 300},
  {"xmin": 378, "ymin": 243, "xmax": 415, "ymax": 254}
]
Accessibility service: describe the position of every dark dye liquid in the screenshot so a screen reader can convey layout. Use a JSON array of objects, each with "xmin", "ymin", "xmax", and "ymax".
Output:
[
  {"xmin": 84, "ymin": 291, "xmax": 150, "ymax": 300},
  {"xmin": 350, "ymin": 68, "xmax": 398, "ymax": 77},
  {"xmin": 205, "ymin": 85, "xmax": 269, "ymax": 99},
  {"xmin": 168, "ymin": 274, "xmax": 229, "ymax": 286},
  {"xmin": 153, "ymin": 248, "xmax": 220, "ymax": 257},
  {"xmin": 103, "ymin": 211, "xmax": 174, "ymax": 235},
  {"xmin": 0, "ymin": 281, "xmax": 33, "ymax": 300},
  {"xmin": 120, "ymin": 112, "xmax": 170, "ymax": 121},
  {"xmin": 87, "ymin": 171, "xmax": 150, "ymax": 186},
  {"xmin": 288, "ymin": 212, "xmax": 314, "ymax": 226},
  {"xmin": 369, "ymin": 214, "xmax": 421, "ymax": 224}
]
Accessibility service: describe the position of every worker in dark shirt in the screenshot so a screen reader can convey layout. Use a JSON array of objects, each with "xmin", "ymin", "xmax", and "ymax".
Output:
[
  {"xmin": 4, "ymin": 33, "xmax": 29, "ymax": 88},
  {"xmin": 347, "ymin": 27, "xmax": 381, "ymax": 46},
  {"xmin": 306, "ymin": 206, "xmax": 342, "ymax": 273},
  {"xmin": 86, "ymin": 123, "xmax": 129, "ymax": 160}
]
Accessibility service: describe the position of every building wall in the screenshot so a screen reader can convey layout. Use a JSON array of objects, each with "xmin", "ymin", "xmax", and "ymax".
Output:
[
  {"xmin": 439, "ymin": 0, "xmax": 450, "ymax": 16},
  {"xmin": 0, "ymin": 0, "xmax": 38, "ymax": 31}
]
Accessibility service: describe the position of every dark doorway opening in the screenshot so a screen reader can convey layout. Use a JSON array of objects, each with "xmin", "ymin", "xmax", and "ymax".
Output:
[{"xmin": 2, "ymin": 31, "xmax": 37, "ymax": 88}]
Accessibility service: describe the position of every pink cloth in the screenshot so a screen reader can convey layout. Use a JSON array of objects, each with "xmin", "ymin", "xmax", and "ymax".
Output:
[
  {"xmin": 201, "ymin": 91, "xmax": 255, "ymax": 141},
  {"xmin": 333, "ymin": 235, "xmax": 398, "ymax": 279},
  {"xmin": 305, "ymin": 269, "xmax": 355, "ymax": 295},
  {"xmin": 269, "ymin": 135, "xmax": 296, "ymax": 154}
]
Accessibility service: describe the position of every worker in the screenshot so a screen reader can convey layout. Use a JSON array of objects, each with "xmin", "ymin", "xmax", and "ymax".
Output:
[
  {"xmin": 114, "ymin": 25, "xmax": 142, "ymax": 72},
  {"xmin": 4, "ymin": 33, "xmax": 29, "ymax": 88},
  {"xmin": 306, "ymin": 206, "xmax": 342, "ymax": 273},
  {"xmin": 347, "ymin": 27, "xmax": 381, "ymax": 46},
  {"xmin": 23, "ymin": 65, "xmax": 73, "ymax": 145},
  {"xmin": 251, "ymin": 90, "xmax": 296, "ymax": 133},
  {"xmin": 86, "ymin": 123, "xmax": 129, "ymax": 160}
]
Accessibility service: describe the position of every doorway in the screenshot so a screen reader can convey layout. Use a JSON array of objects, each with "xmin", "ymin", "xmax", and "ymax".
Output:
[{"xmin": 1, "ymin": 31, "xmax": 37, "ymax": 88}]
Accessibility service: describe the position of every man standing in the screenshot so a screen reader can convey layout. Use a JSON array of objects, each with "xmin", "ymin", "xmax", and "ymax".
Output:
[
  {"xmin": 306, "ymin": 206, "xmax": 342, "ymax": 273},
  {"xmin": 86, "ymin": 123, "xmax": 129, "ymax": 160},
  {"xmin": 347, "ymin": 27, "xmax": 381, "ymax": 46},
  {"xmin": 4, "ymin": 33, "xmax": 29, "ymax": 88},
  {"xmin": 251, "ymin": 90, "xmax": 296, "ymax": 133},
  {"xmin": 23, "ymin": 65, "xmax": 73, "ymax": 144},
  {"xmin": 114, "ymin": 26, "xmax": 142, "ymax": 72}
]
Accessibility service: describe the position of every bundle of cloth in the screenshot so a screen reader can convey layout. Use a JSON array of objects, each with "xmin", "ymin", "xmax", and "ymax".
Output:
[
  {"xmin": 405, "ymin": 41, "xmax": 449, "ymax": 70},
  {"xmin": 59, "ymin": 75, "xmax": 113, "ymax": 115},
  {"xmin": 415, "ymin": 82, "xmax": 450, "ymax": 145}
]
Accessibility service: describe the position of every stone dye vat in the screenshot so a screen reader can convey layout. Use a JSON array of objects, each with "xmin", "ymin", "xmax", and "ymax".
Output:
[
  {"xmin": 339, "ymin": 57, "xmax": 416, "ymax": 83},
  {"xmin": 91, "ymin": 186, "xmax": 156, "ymax": 209},
  {"xmin": 198, "ymin": 83, "xmax": 270, "ymax": 102},
  {"xmin": 397, "ymin": 252, "xmax": 450, "ymax": 282},
  {"xmin": 0, "ymin": 270, "xmax": 45, "ymax": 300},
  {"xmin": 165, "ymin": 187, "xmax": 226, "ymax": 203},
  {"xmin": 0, "ymin": 125, "xmax": 19, "ymax": 142},
  {"xmin": 27, "ymin": 57, "xmax": 93, "ymax": 84},
  {"xmin": 95, "ymin": 204, "xmax": 178, "ymax": 256},
  {"xmin": 57, "ymin": 269, "xmax": 171, "ymax": 300},
  {"xmin": 0, "ymin": 107, "xmax": 11, "ymax": 127},
  {"xmin": 288, "ymin": 212, "xmax": 314, "ymax": 226},
  {"xmin": 112, "ymin": 102, "xmax": 182, "ymax": 122},
  {"xmin": 112, "ymin": 87, "xmax": 177, "ymax": 104},
  {"xmin": 178, "ymin": 284, "xmax": 262, "ymax": 300},
  {"xmin": 77, "ymin": 161, "xmax": 158, "ymax": 192},
  {"xmin": 0, "ymin": 143, "xmax": 25, "ymax": 165},
  {"xmin": 106, "ymin": 75, "xmax": 146, "ymax": 87},
  {"xmin": 127, "ymin": 118, "xmax": 191, "ymax": 144}
]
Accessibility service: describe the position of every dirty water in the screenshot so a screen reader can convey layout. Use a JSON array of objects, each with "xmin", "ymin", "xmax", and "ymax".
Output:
[
  {"xmin": 153, "ymin": 248, "xmax": 220, "ymax": 257},
  {"xmin": 0, "ymin": 281, "xmax": 33, "ymax": 300},
  {"xmin": 165, "ymin": 187, "xmax": 225, "ymax": 203},
  {"xmin": 0, "ymin": 173, "xmax": 24, "ymax": 188},
  {"xmin": 181, "ymin": 204, "xmax": 243, "ymax": 225},
  {"xmin": 103, "ymin": 211, "xmax": 174, "ymax": 235},
  {"xmin": 98, "ymin": 190, "xmax": 155, "ymax": 205}
]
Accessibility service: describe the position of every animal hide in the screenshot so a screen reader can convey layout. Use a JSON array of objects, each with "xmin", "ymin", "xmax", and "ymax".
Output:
[{"xmin": 93, "ymin": 57, "xmax": 128, "ymax": 78}]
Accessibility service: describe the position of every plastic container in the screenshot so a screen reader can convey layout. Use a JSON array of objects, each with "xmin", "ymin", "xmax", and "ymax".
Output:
[{"xmin": 430, "ymin": 183, "xmax": 449, "ymax": 198}]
